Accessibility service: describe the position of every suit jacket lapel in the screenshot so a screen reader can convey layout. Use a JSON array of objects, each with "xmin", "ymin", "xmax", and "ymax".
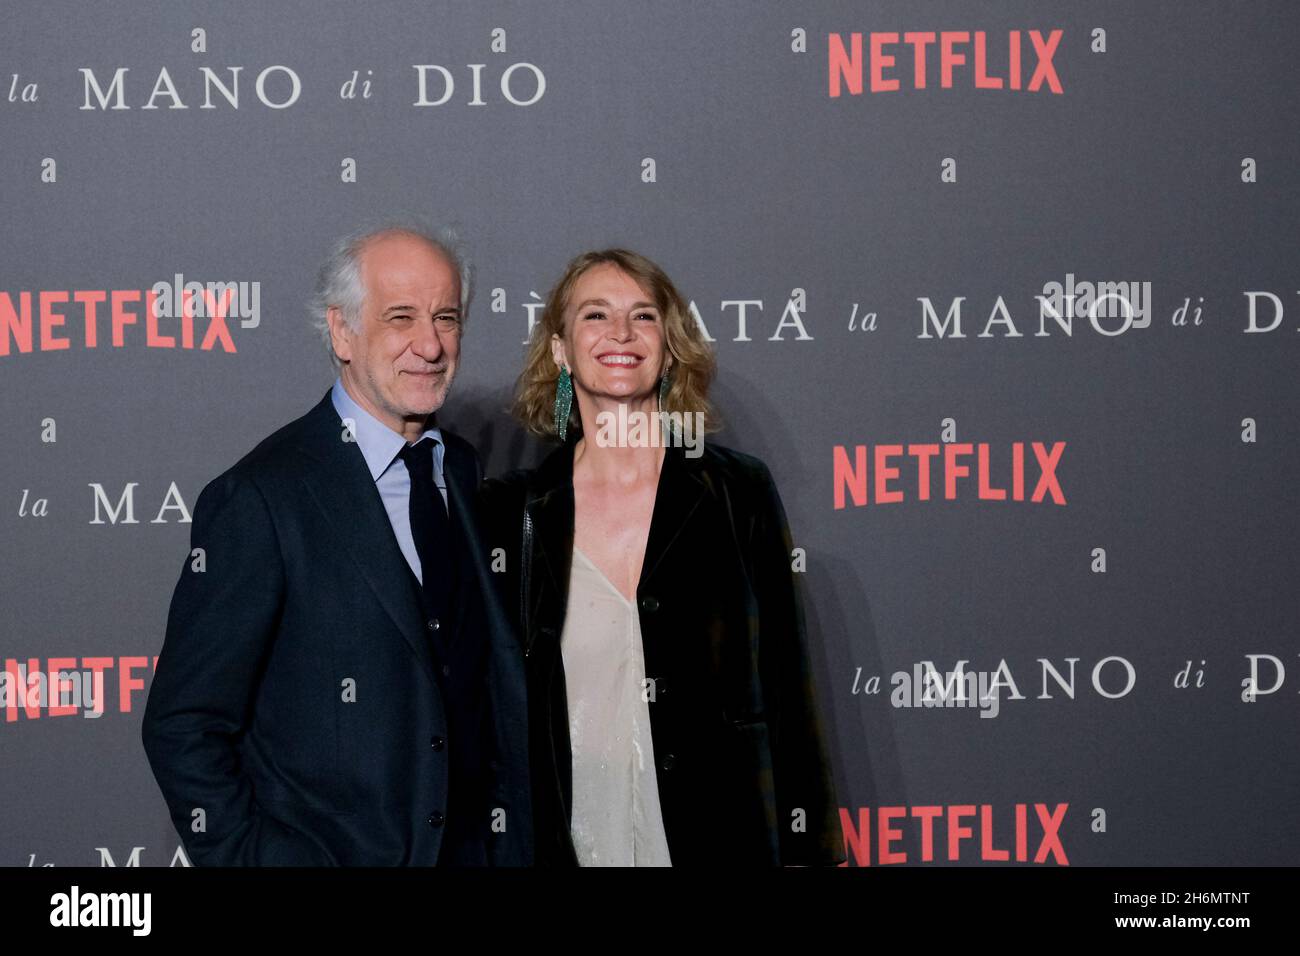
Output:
[
  {"xmin": 639, "ymin": 444, "xmax": 709, "ymax": 590},
  {"xmin": 442, "ymin": 434, "xmax": 502, "ymax": 634},
  {"xmin": 526, "ymin": 438, "xmax": 710, "ymax": 600},
  {"xmin": 294, "ymin": 391, "xmax": 437, "ymax": 692},
  {"xmin": 530, "ymin": 442, "xmax": 576, "ymax": 605}
]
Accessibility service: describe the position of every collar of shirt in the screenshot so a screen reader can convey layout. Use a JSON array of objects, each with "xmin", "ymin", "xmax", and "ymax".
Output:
[{"xmin": 330, "ymin": 377, "xmax": 444, "ymax": 483}]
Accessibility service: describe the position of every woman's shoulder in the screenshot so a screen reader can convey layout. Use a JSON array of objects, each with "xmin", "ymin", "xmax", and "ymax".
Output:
[
  {"xmin": 690, "ymin": 441, "xmax": 790, "ymax": 525},
  {"xmin": 480, "ymin": 466, "xmax": 534, "ymax": 508},
  {"xmin": 482, "ymin": 439, "xmax": 573, "ymax": 503},
  {"xmin": 690, "ymin": 442, "xmax": 795, "ymax": 547},
  {"xmin": 694, "ymin": 440, "xmax": 777, "ymax": 488}
]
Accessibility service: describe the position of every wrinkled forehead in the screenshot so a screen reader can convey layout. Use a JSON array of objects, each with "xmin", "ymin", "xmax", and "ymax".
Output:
[
  {"xmin": 359, "ymin": 232, "xmax": 460, "ymax": 305},
  {"xmin": 563, "ymin": 263, "xmax": 659, "ymax": 316}
]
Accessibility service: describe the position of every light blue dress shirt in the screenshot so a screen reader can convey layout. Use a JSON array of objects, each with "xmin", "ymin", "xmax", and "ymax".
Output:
[{"xmin": 330, "ymin": 377, "xmax": 447, "ymax": 585}]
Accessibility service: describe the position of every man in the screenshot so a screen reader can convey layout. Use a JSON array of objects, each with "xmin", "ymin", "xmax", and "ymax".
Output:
[{"xmin": 142, "ymin": 221, "xmax": 531, "ymax": 866}]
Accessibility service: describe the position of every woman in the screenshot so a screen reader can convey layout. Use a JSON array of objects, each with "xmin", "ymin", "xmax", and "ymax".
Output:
[{"xmin": 482, "ymin": 249, "xmax": 843, "ymax": 866}]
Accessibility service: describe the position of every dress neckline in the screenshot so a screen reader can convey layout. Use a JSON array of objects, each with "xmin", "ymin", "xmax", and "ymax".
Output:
[{"xmin": 573, "ymin": 546, "xmax": 637, "ymax": 607}]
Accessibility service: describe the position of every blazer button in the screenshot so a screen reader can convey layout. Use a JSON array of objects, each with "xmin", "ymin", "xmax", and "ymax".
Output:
[
  {"xmin": 441, "ymin": 664, "xmax": 451, "ymax": 677},
  {"xmin": 430, "ymin": 735, "xmax": 445, "ymax": 752},
  {"xmin": 639, "ymin": 595, "xmax": 660, "ymax": 613},
  {"xmin": 660, "ymin": 753, "xmax": 676, "ymax": 770},
  {"xmin": 428, "ymin": 811, "xmax": 445, "ymax": 827},
  {"xmin": 427, "ymin": 618, "xmax": 440, "ymax": 632}
]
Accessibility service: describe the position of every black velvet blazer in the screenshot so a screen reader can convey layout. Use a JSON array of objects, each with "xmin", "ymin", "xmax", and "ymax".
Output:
[{"xmin": 481, "ymin": 437, "xmax": 844, "ymax": 866}]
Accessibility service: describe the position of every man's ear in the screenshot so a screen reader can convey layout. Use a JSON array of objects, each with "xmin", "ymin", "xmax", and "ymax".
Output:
[
  {"xmin": 327, "ymin": 306, "xmax": 353, "ymax": 364},
  {"xmin": 550, "ymin": 332, "xmax": 566, "ymax": 372}
]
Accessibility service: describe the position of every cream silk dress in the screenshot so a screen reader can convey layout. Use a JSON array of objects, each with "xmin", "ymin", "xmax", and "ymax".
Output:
[{"xmin": 560, "ymin": 547, "xmax": 673, "ymax": 866}]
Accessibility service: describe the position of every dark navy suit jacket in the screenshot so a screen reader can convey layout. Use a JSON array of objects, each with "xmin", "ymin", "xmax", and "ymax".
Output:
[{"xmin": 142, "ymin": 390, "xmax": 532, "ymax": 865}]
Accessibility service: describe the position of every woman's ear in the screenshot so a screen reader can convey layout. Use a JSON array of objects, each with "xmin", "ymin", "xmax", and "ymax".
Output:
[{"xmin": 550, "ymin": 332, "xmax": 566, "ymax": 371}]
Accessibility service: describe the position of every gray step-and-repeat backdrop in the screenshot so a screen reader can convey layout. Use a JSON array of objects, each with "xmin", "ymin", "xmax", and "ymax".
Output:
[{"xmin": 2, "ymin": 0, "xmax": 1297, "ymax": 866}]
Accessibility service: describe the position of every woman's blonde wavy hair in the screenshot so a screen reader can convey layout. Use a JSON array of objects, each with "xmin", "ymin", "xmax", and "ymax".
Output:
[{"xmin": 511, "ymin": 249, "xmax": 719, "ymax": 439}]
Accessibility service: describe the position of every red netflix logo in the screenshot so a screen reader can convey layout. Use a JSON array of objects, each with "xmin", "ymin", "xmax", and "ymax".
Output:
[
  {"xmin": 833, "ymin": 441, "xmax": 1066, "ymax": 509},
  {"xmin": 1, "ymin": 277, "xmax": 259, "ymax": 357},
  {"xmin": 0, "ymin": 656, "xmax": 157, "ymax": 721},
  {"xmin": 828, "ymin": 30, "xmax": 1064, "ymax": 96},
  {"xmin": 839, "ymin": 803, "xmax": 1069, "ymax": 866}
]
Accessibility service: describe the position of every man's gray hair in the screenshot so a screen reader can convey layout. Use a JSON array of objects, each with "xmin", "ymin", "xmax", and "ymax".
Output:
[{"xmin": 310, "ymin": 216, "xmax": 473, "ymax": 369}]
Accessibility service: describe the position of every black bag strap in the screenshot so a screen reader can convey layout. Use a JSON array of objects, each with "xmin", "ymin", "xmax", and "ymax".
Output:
[{"xmin": 520, "ymin": 495, "xmax": 534, "ymax": 656}]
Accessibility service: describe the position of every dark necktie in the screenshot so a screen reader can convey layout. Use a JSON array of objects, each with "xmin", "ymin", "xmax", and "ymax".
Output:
[{"xmin": 398, "ymin": 438, "xmax": 454, "ymax": 622}]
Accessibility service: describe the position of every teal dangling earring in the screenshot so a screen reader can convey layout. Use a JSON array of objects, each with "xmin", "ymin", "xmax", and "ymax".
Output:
[
  {"xmin": 554, "ymin": 366, "xmax": 574, "ymax": 441},
  {"xmin": 658, "ymin": 365, "xmax": 674, "ymax": 444}
]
